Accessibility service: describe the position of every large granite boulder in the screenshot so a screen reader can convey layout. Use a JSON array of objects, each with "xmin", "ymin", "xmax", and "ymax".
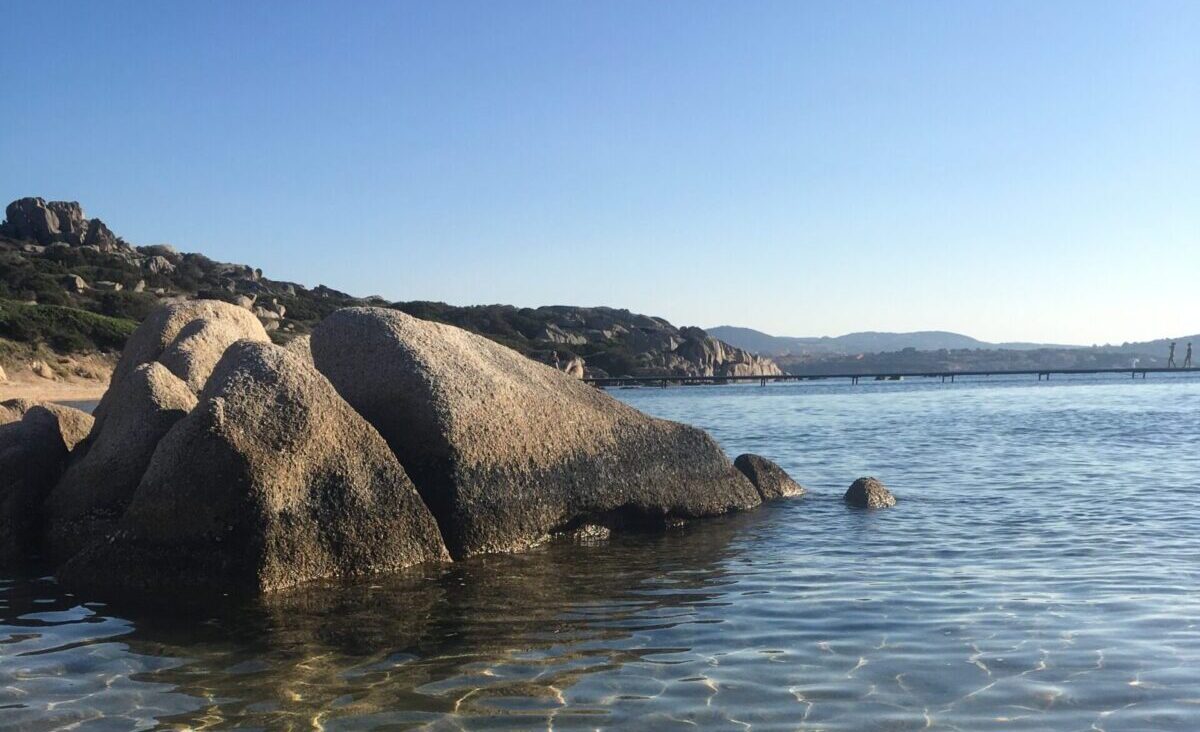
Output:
[
  {"xmin": 733, "ymin": 454, "xmax": 805, "ymax": 500},
  {"xmin": 108, "ymin": 299, "xmax": 269, "ymax": 389},
  {"xmin": 3, "ymin": 198, "xmax": 65, "ymax": 244},
  {"xmin": 844, "ymin": 477, "xmax": 896, "ymax": 508},
  {"xmin": 45, "ymin": 201, "xmax": 88, "ymax": 244},
  {"xmin": 311, "ymin": 307, "xmax": 761, "ymax": 558},
  {"xmin": 157, "ymin": 318, "xmax": 260, "ymax": 392},
  {"xmin": 91, "ymin": 299, "xmax": 268, "ymax": 430},
  {"xmin": 0, "ymin": 400, "xmax": 93, "ymax": 563},
  {"xmin": 60, "ymin": 341, "xmax": 449, "ymax": 595},
  {"xmin": 44, "ymin": 363, "xmax": 197, "ymax": 561},
  {"xmin": 1, "ymin": 198, "xmax": 99, "ymax": 246}
]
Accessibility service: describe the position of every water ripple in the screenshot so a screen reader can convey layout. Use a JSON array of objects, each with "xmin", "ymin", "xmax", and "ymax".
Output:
[{"xmin": 2, "ymin": 374, "xmax": 1199, "ymax": 729}]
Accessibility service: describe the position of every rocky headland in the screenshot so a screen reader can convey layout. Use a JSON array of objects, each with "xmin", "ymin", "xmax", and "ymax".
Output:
[
  {"xmin": 2, "ymin": 299, "xmax": 803, "ymax": 596},
  {"xmin": 1, "ymin": 197, "xmax": 781, "ymax": 395}
]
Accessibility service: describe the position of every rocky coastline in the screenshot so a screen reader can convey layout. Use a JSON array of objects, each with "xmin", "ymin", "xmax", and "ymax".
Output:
[{"xmin": 1, "ymin": 300, "xmax": 811, "ymax": 597}]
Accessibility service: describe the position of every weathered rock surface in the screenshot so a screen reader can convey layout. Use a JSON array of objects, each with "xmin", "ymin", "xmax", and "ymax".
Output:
[
  {"xmin": 45, "ymin": 363, "xmax": 197, "ymax": 561},
  {"xmin": 143, "ymin": 254, "xmax": 176, "ymax": 274},
  {"xmin": 157, "ymin": 318, "xmax": 259, "ymax": 393},
  {"xmin": 60, "ymin": 341, "xmax": 449, "ymax": 594},
  {"xmin": 0, "ymin": 401, "xmax": 93, "ymax": 563},
  {"xmin": 283, "ymin": 334, "xmax": 313, "ymax": 364},
  {"xmin": 0, "ymin": 400, "xmax": 92, "ymax": 447},
  {"xmin": 311, "ymin": 307, "xmax": 761, "ymax": 558},
  {"xmin": 108, "ymin": 299, "xmax": 269, "ymax": 389},
  {"xmin": 733, "ymin": 454, "xmax": 806, "ymax": 500},
  {"xmin": 844, "ymin": 477, "xmax": 896, "ymax": 508},
  {"xmin": 82, "ymin": 218, "xmax": 118, "ymax": 251},
  {"xmin": 2, "ymin": 198, "xmax": 67, "ymax": 244},
  {"xmin": 91, "ymin": 299, "xmax": 268, "ymax": 429}
]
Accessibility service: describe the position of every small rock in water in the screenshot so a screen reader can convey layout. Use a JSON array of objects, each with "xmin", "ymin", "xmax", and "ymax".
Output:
[
  {"xmin": 844, "ymin": 477, "xmax": 896, "ymax": 508},
  {"xmin": 733, "ymin": 454, "xmax": 805, "ymax": 500}
]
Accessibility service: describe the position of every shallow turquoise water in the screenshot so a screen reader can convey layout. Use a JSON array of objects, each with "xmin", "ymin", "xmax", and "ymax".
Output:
[{"xmin": 3, "ymin": 373, "xmax": 1199, "ymax": 730}]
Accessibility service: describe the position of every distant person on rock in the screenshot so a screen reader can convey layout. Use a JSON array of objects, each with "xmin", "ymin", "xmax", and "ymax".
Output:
[
  {"xmin": 1168, "ymin": 341, "xmax": 1177, "ymax": 368},
  {"xmin": 1185, "ymin": 342, "xmax": 1193, "ymax": 369}
]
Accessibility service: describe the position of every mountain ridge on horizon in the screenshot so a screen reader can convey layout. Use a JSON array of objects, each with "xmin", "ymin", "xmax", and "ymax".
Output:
[{"xmin": 707, "ymin": 325, "xmax": 1197, "ymax": 359}]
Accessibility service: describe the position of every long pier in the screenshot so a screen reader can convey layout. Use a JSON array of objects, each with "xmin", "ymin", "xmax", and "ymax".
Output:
[{"xmin": 585, "ymin": 367, "xmax": 1200, "ymax": 388}]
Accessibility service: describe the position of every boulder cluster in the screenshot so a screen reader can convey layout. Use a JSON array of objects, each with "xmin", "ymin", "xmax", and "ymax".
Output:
[
  {"xmin": 530, "ymin": 312, "xmax": 783, "ymax": 380},
  {"xmin": 1, "ymin": 300, "xmax": 807, "ymax": 595},
  {"xmin": 1, "ymin": 198, "xmax": 122, "ymax": 252}
]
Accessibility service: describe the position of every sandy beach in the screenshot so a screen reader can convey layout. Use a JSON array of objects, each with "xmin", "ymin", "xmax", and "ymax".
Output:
[{"xmin": 0, "ymin": 373, "xmax": 109, "ymax": 403}]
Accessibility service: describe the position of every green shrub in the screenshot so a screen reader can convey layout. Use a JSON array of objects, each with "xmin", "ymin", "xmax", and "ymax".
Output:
[{"xmin": 0, "ymin": 300, "xmax": 137, "ymax": 353}]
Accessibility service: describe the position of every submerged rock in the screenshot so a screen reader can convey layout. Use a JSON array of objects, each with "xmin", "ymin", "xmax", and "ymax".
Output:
[
  {"xmin": 844, "ymin": 477, "xmax": 896, "ymax": 508},
  {"xmin": 311, "ymin": 307, "xmax": 761, "ymax": 558},
  {"xmin": 44, "ymin": 363, "xmax": 197, "ymax": 561},
  {"xmin": 0, "ymin": 401, "xmax": 93, "ymax": 563},
  {"xmin": 60, "ymin": 341, "xmax": 448, "ymax": 595},
  {"xmin": 733, "ymin": 454, "xmax": 805, "ymax": 500}
]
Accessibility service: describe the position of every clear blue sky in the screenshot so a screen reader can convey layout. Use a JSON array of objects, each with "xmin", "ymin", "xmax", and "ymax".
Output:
[{"xmin": 2, "ymin": 1, "xmax": 1197, "ymax": 345}]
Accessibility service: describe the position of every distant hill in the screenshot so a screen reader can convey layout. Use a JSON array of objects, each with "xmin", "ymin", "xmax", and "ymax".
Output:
[
  {"xmin": 709, "ymin": 325, "xmax": 1198, "ymax": 375},
  {"xmin": 708, "ymin": 325, "xmax": 1080, "ymax": 356}
]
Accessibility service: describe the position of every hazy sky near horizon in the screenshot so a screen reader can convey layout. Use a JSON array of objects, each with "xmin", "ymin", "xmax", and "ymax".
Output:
[{"xmin": 2, "ymin": 1, "xmax": 1197, "ymax": 345}]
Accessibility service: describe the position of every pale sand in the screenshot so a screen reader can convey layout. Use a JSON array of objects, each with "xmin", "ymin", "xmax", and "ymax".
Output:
[
  {"xmin": 1, "ymin": 352, "xmax": 115, "ymax": 404},
  {"xmin": 0, "ymin": 375, "xmax": 109, "ymax": 403}
]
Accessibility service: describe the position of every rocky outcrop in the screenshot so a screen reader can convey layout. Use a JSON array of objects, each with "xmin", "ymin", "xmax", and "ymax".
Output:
[
  {"xmin": 44, "ymin": 363, "xmax": 197, "ymax": 560},
  {"xmin": 2, "ymin": 198, "xmax": 59, "ymax": 243},
  {"xmin": 82, "ymin": 218, "xmax": 119, "ymax": 251},
  {"xmin": 523, "ymin": 308, "xmax": 781, "ymax": 378},
  {"xmin": 844, "ymin": 477, "xmax": 896, "ymax": 508},
  {"xmin": 311, "ymin": 307, "xmax": 762, "ymax": 558},
  {"xmin": 143, "ymin": 255, "xmax": 176, "ymax": 275},
  {"xmin": 60, "ymin": 341, "xmax": 449, "ymax": 594},
  {"xmin": 0, "ymin": 400, "xmax": 93, "ymax": 563},
  {"xmin": 733, "ymin": 454, "xmax": 805, "ymax": 500},
  {"xmin": 1, "ymin": 198, "xmax": 125, "ymax": 250},
  {"xmin": 3, "ymin": 196, "xmax": 780, "ymax": 383},
  {"xmin": 654, "ymin": 328, "xmax": 783, "ymax": 378}
]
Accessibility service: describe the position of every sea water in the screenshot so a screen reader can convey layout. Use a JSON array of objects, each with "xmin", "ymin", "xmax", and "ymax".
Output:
[{"xmin": 2, "ymin": 373, "xmax": 1199, "ymax": 730}]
